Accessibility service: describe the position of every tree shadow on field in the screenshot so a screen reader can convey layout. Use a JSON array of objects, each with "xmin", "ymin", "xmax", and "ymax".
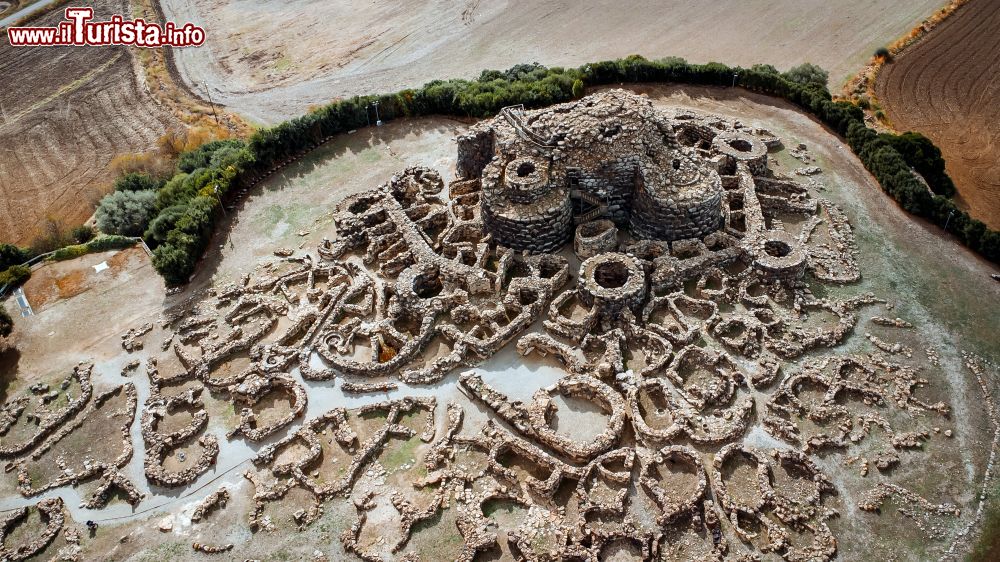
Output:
[
  {"xmin": 184, "ymin": 116, "xmax": 468, "ymax": 293},
  {"xmin": 0, "ymin": 344, "xmax": 22, "ymax": 403}
]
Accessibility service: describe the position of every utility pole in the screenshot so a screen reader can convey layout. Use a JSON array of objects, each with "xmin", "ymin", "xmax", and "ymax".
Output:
[
  {"xmin": 366, "ymin": 104, "xmax": 371, "ymax": 127},
  {"xmin": 214, "ymin": 184, "xmax": 227, "ymax": 217},
  {"xmin": 944, "ymin": 209, "xmax": 955, "ymax": 232},
  {"xmin": 373, "ymin": 100, "xmax": 382, "ymax": 126},
  {"xmin": 204, "ymin": 83, "xmax": 220, "ymax": 126},
  {"xmin": 732, "ymin": 73, "xmax": 739, "ymax": 88}
]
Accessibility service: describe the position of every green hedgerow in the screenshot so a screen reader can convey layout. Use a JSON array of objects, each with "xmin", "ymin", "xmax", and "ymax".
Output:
[{"xmin": 0, "ymin": 265, "xmax": 31, "ymax": 288}]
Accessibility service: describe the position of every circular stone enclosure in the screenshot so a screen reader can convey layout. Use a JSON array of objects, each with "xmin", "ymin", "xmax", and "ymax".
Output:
[
  {"xmin": 578, "ymin": 253, "xmax": 647, "ymax": 313},
  {"xmin": 713, "ymin": 131, "xmax": 768, "ymax": 161},
  {"xmin": 503, "ymin": 157, "xmax": 549, "ymax": 203},
  {"xmin": 752, "ymin": 230, "xmax": 807, "ymax": 281},
  {"xmin": 574, "ymin": 219, "xmax": 618, "ymax": 260},
  {"xmin": 396, "ymin": 263, "xmax": 448, "ymax": 312},
  {"xmin": 713, "ymin": 131, "xmax": 769, "ymax": 176}
]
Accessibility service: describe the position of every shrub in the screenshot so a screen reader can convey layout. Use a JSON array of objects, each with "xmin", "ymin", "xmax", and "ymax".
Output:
[
  {"xmin": 0, "ymin": 244, "xmax": 31, "ymax": 270},
  {"xmin": 50, "ymin": 244, "xmax": 89, "ymax": 261},
  {"xmin": 85, "ymin": 235, "xmax": 136, "ymax": 252},
  {"xmin": 155, "ymin": 172, "xmax": 194, "ymax": 210},
  {"xmin": 71, "ymin": 225, "xmax": 96, "ymax": 244},
  {"xmin": 750, "ymin": 63, "xmax": 780, "ymax": 75},
  {"xmin": 177, "ymin": 139, "xmax": 247, "ymax": 173},
  {"xmin": 209, "ymin": 144, "xmax": 252, "ymax": 169},
  {"xmin": 114, "ymin": 172, "xmax": 162, "ymax": 192},
  {"xmin": 152, "ymin": 243, "xmax": 197, "ymax": 285},
  {"xmin": 145, "ymin": 204, "xmax": 189, "ymax": 246},
  {"xmin": 874, "ymin": 47, "xmax": 891, "ymax": 59},
  {"xmin": 879, "ymin": 131, "xmax": 956, "ymax": 197},
  {"xmin": 95, "ymin": 190, "xmax": 158, "ymax": 237},
  {"xmin": 782, "ymin": 63, "xmax": 829, "ymax": 88},
  {"xmin": 109, "ymin": 151, "xmax": 173, "ymax": 178},
  {"xmin": 50, "ymin": 235, "xmax": 136, "ymax": 261},
  {"xmin": 572, "ymin": 79, "xmax": 584, "ymax": 99},
  {"xmin": 0, "ymin": 307, "xmax": 11, "ymax": 337},
  {"xmin": 0, "ymin": 265, "xmax": 31, "ymax": 288},
  {"xmin": 157, "ymin": 127, "xmax": 215, "ymax": 159}
]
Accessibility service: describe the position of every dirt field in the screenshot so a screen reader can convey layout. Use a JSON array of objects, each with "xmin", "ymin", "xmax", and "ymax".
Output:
[
  {"xmin": 159, "ymin": 0, "xmax": 945, "ymax": 124},
  {"xmin": 875, "ymin": 0, "xmax": 1000, "ymax": 229},
  {"xmin": 7, "ymin": 246, "xmax": 165, "ymax": 382},
  {"xmin": 0, "ymin": 0, "xmax": 20, "ymax": 20},
  {"xmin": 0, "ymin": 0, "xmax": 183, "ymax": 245},
  {"xmin": 0, "ymin": 0, "xmax": 38, "ymax": 21},
  {"xmin": 198, "ymin": 117, "xmax": 464, "ymax": 287}
]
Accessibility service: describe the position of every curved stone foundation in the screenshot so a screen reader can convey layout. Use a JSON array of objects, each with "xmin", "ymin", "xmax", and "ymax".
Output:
[
  {"xmin": 574, "ymin": 219, "xmax": 618, "ymax": 259},
  {"xmin": 578, "ymin": 253, "xmax": 647, "ymax": 315},
  {"xmin": 752, "ymin": 230, "xmax": 807, "ymax": 281},
  {"xmin": 503, "ymin": 157, "xmax": 549, "ymax": 204},
  {"xmin": 629, "ymin": 175, "xmax": 723, "ymax": 242},
  {"xmin": 714, "ymin": 131, "xmax": 770, "ymax": 176},
  {"xmin": 481, "ymin": 188, "xmax": 572, "ymax": 253}
]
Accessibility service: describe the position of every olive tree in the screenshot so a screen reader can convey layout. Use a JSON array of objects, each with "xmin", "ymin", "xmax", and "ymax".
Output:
[
  {"xmin": 783, "ymin": 63, "xmax": 829, "ymax": 88},
  {"xmin": 95, "ymin": 190, "xmax": 158, "ymax": 237}
]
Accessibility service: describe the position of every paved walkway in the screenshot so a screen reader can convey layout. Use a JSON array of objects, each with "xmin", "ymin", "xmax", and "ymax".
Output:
[{"xmin": 13, "ymin": 287, "xmax": 32, "ymax": 317}]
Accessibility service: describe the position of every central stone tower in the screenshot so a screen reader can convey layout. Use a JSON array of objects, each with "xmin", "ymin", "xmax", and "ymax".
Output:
[{"xmin": 456, "ymin": 90, "xmax": 727, "ymax": 253}]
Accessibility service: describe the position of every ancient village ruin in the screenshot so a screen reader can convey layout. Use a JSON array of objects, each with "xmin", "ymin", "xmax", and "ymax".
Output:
[{"xmin": 0, "ymin": 90, "xmax": 994, "ymax": 561}]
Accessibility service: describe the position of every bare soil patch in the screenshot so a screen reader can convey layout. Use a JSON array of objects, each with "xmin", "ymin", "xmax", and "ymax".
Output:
[
  {"xmin": 7, "ymin": 246, "xmax": 165, "ymax": 380},
  {"xmin": 875, "ymin": 0, "xmax": 1000, "ymax": 228},
  {"xmin": 21, "ymin": 247, "xmax": 149, "ymax": 313}
]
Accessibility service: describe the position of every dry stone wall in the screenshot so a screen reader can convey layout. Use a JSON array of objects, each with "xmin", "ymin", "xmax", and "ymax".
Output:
[{"xmin": 0, "ymin": 90, "xmax": 986, "ymax": 562}]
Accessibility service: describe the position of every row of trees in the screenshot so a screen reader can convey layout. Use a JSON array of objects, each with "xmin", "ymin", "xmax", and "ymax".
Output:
[{"xmin": 117, "ymin": 57, "xmax": 997, "ymax": 284}]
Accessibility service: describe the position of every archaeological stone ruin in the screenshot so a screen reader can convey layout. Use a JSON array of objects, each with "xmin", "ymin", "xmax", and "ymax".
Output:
[{"xmin": 0, "ymin": 90, "xmax": 994, "ymax": 561}]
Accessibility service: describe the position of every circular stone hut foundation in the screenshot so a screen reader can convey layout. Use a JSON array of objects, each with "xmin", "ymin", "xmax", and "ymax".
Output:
[
  {"xmin": 574, "ymin": 219, "xmax": 618, "ymax": 260},
  {"xmin": 752, "ymin": 230, "xmax": 807, "ymax": 281},
  {"xmin": 578, "ymin": 253, "xmax": 647, "ymax": 315},
  {"xmin": 713, "ymin": 131, "xmax": 769, "ymax": 176}
]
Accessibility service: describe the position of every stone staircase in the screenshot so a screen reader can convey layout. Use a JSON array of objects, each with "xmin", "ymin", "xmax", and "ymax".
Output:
[
  {"xmin": 571, "ymin": 189, "xmax": 608, "ymax": 224},
  {"xmin": 500, "ymin": 105, "xmax": 555, "ymax": 150}
]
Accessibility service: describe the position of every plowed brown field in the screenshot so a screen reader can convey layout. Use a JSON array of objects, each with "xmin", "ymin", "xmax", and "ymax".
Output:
[
  {"xmin": 876, "ymin": 0, "xmax": 1000, "ymax": 228},
  {"xmin": 0, "ymin": 0, "xmax": 182, "ymax": 245}
]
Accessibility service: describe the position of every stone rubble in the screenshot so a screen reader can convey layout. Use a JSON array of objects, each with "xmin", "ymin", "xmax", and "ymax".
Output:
[
  {"xmin": 191, "ymin": 486, "xmax": 230, "ymax": 522},
  {"xmin": 121, "ymin": 323, "xmax": 153, "ymax": 352},
  {"xmin": 0, "ymin": 497, "xmax": 64, "ymax": 561}
]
